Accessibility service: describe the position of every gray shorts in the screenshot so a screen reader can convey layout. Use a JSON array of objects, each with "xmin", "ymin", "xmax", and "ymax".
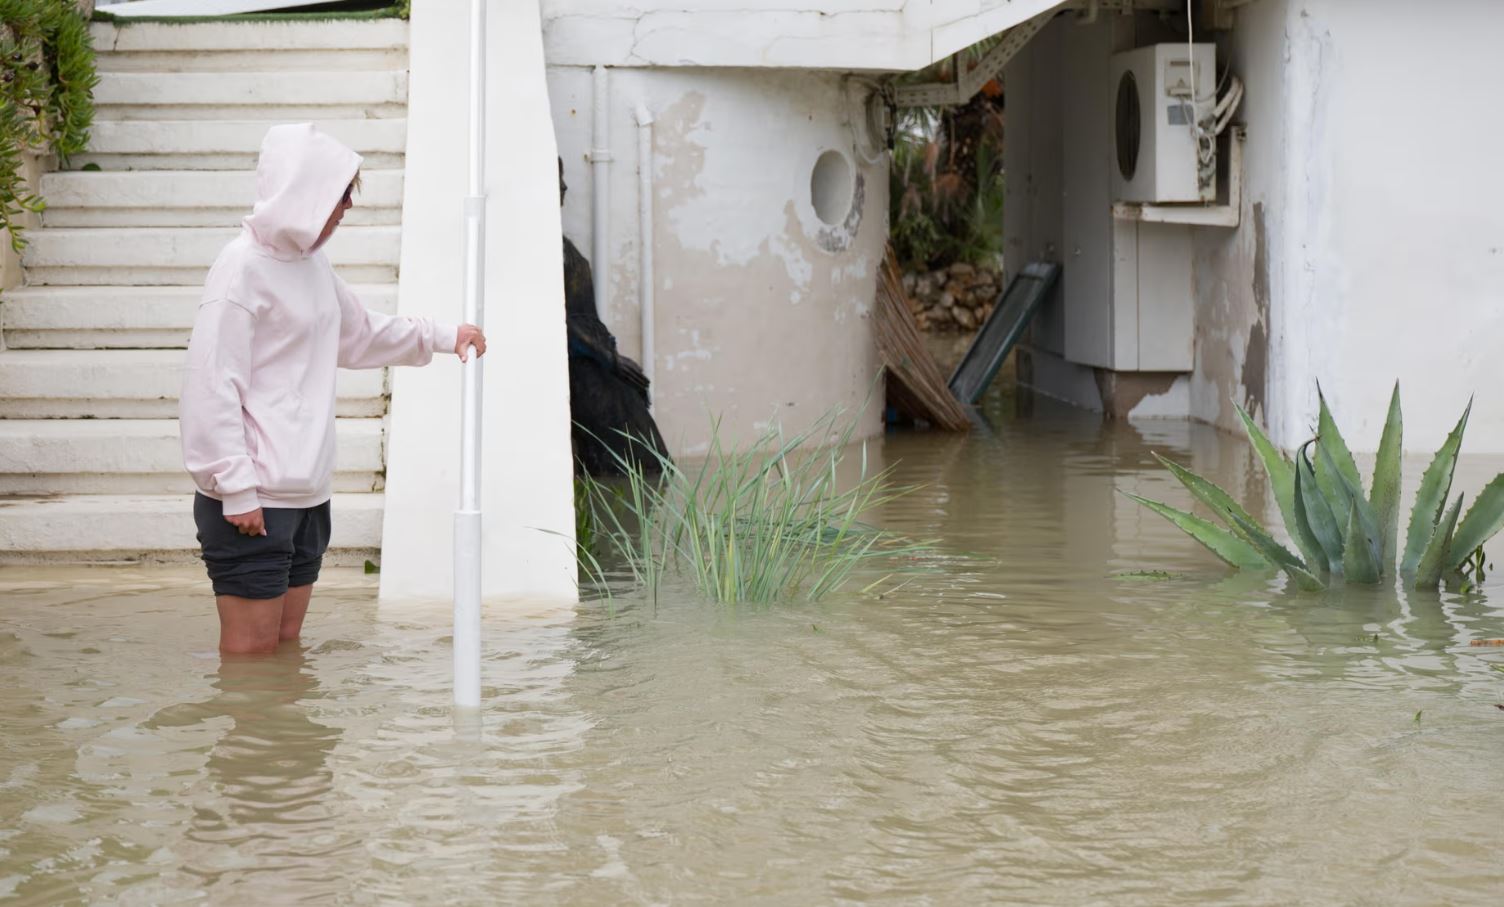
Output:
[{"xmin": 193, "ymin": 492, "xmax": 332, "ymax": 600}]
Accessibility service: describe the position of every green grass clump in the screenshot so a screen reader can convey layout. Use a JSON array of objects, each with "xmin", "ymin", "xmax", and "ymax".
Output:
[
  {"xmin": 577, "ymin": 412, "xmax": 933, "ymax": 605},
  {"xmin": 1130, "ymin": 383, "xmax": 1504, "ymax": 592}
]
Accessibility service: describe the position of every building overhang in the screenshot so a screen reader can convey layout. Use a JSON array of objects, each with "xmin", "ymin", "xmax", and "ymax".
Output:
[{"xmin": 542, "ymin": 0, "xmax": 1077, "ymax": 71}]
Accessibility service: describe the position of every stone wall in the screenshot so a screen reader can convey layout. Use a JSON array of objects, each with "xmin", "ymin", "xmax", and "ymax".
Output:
[{"xmin": 901, "ymin": 261, "xmax": 1001, "ymax": 334}]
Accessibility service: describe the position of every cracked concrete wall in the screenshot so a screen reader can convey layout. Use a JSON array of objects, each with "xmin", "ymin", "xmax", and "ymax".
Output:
[{"xmin": 548, "ymin": 66, "xmax": 885, "ymax": 456}]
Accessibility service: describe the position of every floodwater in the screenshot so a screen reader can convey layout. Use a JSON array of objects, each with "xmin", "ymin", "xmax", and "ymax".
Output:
[{"xmin": 5, "ymin": 392, "xmax": 1504, "ymax": 905}]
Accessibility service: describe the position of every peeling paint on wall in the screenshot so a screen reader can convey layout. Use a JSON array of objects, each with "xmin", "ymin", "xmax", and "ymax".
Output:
[
  {"xmin": 1234, "ymin": 203, "xmax": 1268, "ymax": 417},
  {"xmin": 547, "ymin": 66, "xmax": 886, "ymax": 457},
  {"xmin": 815, "ymin": 172, "xmax": 864, "ymax": 254}
]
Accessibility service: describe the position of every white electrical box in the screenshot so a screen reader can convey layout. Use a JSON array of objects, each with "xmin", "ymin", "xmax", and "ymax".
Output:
[{"xmin": 1111, "ymin": 43, "xmax": 1216, "ymax": 203}]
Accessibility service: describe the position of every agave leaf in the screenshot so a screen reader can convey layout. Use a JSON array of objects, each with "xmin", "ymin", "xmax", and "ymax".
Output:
[
  {"xmin": 1124, "ymin": 493, "xmax": 1271, "ymax": 570},
  {"xmin": 1291, "ymin": 448, "xmax": 1328, "ymax": 577},
  {"xmin": 1315, "ymin": 385, "xmax": 1364, "ymax": 510},
  {"xmin": 1318, "ymin": 437, "xmax": 1383, "ymax": 569},
  {"xmin": 1297, "ymin": 442, "xmax": 1345, "ymax": 575},
  {"xmin": 1415, "ymin": 494, "xmax": 1464, "ymax": 590},
  {"xmin": 1285, "ymin": 565, "xmax": 1328, "ymax": 592},
  {"xmin": 1217, "ymin": 507, "xmax": 1327, "ymax": 591},
  {"xmin": 1369, "ymin": 383, "xmax": 1403, "ymax": 571},
  {"xmin": 1236, "ymin": 403, "xmax": 1325, "ymax": 569},
  {"xmin": 1152, "ymin": 453, "xmax": 1306, "ymax": 568},
  {"xmin": 1447, "ymin": 473, "xmax": 1504, "ymax": 571},
  {"xmin": 1401, "ymin": 400, "xmax": 1471, "ymax": 576},
  {"xmin": 1342, "ymin": 502, "xmax": 1382, "ymax": 584}
]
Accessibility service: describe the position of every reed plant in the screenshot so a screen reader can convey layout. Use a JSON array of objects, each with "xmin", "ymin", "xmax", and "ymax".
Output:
[
  {"xmin": 1130, "ymin": 385, "xmax": 1504, "ymax": 592},
  {"xmin": 576, "ymin": 412, "xmax": 932, "ymax": 605}
]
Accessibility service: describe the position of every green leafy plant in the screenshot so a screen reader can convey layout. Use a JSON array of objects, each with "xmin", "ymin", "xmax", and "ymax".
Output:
[
  {"xmin": 888, "ymin": 44, "xmax": 1006, "ymax": 272},
  {"xmin": 1129, "ymin": 384, "xmax": 1504, "ymax": 592},
  {"xmin": 2, "ymin": 0, "xmax": 98, "ymax": 253},
  {"xmin": 577, "ymin": 412, "xmax": 934, "ymax": 605}
]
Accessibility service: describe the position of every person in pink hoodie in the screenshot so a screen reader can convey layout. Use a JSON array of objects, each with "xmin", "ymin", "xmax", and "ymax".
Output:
[{"xmin": 181, "ymin": 123, "xmax": 485, "ymax": 655}]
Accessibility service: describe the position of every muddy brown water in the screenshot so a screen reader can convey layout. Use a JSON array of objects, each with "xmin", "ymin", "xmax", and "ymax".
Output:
[{"xmin": 4, "ymin": 393, "xmax": 1504, "ymax": 905}]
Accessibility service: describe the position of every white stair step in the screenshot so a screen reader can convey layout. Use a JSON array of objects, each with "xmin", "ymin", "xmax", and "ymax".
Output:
[
  {"xmin": 95, "ymin": 71, "xmax": 408, "ymax": 120},
  {"xmin": 0, "ymin": 492, "xmax": 383, "ymax": 563},
  {"xmin": 1, "ymin": 284, "xmax": 397, "ymax": 349},
  {"xmin": 97, "ymin": 47, "xmax": 409, "ymax": 74},
  {"xmin": 99, "ymin": 0, "xmax": 337, "ymax": 19},
  {"xmin": 41, "ymin": 206, "xmax": 397, "ymax": 230},
  {"xmin": 0, "ymin": 418, "xmax": 384, "ymax": 495},
  {"xmin": 92, "ymin": 18, "xmax": 409, "ymax": 76},
  {"xmin": 38, "ymin": 169, "xmax": 403, "ymax": 228},
  {"xmin": 72, "ymin": 119, "xmax": 407, "ymax": 171},
  {"xmin": 0, "ymin": 350, "xmax": 386, "ymax": 418},
  {"xmin": 21, "ymin": 225, "xmax": 400, "ymax": 286},
  {"xmin": 92, "ymin": 19, "xmax": 408, "ymax": 54}
]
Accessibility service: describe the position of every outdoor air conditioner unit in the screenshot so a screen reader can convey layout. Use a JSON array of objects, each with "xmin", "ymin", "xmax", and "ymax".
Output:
[{"xmin": 1111, "ymin": 43, "xmax": 1216, "ymax": 204}]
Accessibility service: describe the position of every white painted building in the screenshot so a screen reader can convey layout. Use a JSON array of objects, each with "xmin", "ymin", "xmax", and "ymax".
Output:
[
  {"xmin": 1003, "ymin": 0, "xmax": 1504, "ymax": 455},
  {"xmin": 3, "ymin": 0, "xmax": 1501, "ymax": 570},
  {"xmin": 550, "ymin": 0, "xmax": 1504, "ymax": 457},
  {"xmin": 539, "ymin": 1, "xmax": 1072, "ymax": 454}
]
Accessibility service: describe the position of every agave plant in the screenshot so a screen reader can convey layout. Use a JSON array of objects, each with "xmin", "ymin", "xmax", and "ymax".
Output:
[{"xmin": 1128, "ymin": 385, "xmax": 1504, "ymax": 591}]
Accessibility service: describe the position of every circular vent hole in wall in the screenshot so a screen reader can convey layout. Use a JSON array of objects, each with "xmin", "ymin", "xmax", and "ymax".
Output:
[{"xmin": 811, "ymin": 150, "xmax": 854, "ymax": 226}]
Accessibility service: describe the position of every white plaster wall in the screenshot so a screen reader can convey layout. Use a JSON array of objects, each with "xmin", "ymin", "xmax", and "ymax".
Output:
[
  {"xmin": 380, "ymin": 0, "xmax": 576, "ymax": 602},
  {"xmin": 1187, "ymin": 0, "xmax": 1290, "ymax": 439},
  {"xmin": 1009, "ymin": 1, "xmax": 1504, "ymax": 450},
  {"xmin": 541, "ymin": 0, "xmax": 1068, "ymax": 71},
  {"xmin": 0, "ymin": 151, "xmax": 45, "ymax": 294},
  {"xmin": 547, "ymin": 66, "xmax": 886, "ymax": 456},
  {"xmin": 1005, "ymin": 12, "xmax": 1192, "ymax": 413},
  {"xmin": 1004, "ymin": 19, "xmax": 1065, "ymax": 352},
  {"xmin": 1193, "ymin": 0, "xmax": 1504, "ymax": 454},
  {"xmin": 1281, "ymin": 0, "xmax": 1504, "ymax": 453}
]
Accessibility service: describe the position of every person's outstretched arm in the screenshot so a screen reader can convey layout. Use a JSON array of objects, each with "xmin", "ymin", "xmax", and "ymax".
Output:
[
  {"xmin": 180, "ymin": 299, "xmax": 262, "ymax": 518},
  {"xmin": 334, "ymin": 276, "xmax": 482, "ymax": 368}
]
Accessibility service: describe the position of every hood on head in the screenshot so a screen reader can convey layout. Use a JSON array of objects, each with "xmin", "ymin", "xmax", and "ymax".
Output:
[{"xmin": 243, "ymin": 123, "xmax": 362, "ymax": 259}]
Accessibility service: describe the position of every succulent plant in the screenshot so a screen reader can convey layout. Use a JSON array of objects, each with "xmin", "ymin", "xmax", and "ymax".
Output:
[{"xmin": 1129, "ymin": 385, "xmax": 1504, "ymax": 591}]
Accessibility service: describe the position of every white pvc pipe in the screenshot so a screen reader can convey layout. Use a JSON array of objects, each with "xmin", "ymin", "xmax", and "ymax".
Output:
[
  {"xmin": 453, "ymin": 0, "xmax": 486, "ymax": 710},
  {"xmin": 635, "ymin": 104, "xmax": 655, "ymax": 408},
  {"xmin": 591, "ymin": 65, "xmax": 611, "ymax": 323}
]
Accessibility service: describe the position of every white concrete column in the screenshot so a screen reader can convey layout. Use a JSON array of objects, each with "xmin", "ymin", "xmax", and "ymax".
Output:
[{"xmin": 380, "ymin": 0, "xmax": 576, "ymax": 602}]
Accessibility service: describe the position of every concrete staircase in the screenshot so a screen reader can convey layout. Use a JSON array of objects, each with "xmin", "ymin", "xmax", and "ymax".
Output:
[{"xmin": 0, "ymin": 19, "xmax": 408, "ymax": 564}]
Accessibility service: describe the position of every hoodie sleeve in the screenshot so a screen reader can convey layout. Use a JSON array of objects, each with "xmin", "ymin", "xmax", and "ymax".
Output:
[
  {"xmin": 335, "ymin": 276, "xmax": 459, "ymax": 369},
  {"xmin": 180, "ymin": 299, "xmax": 262, "ymax": 516}
]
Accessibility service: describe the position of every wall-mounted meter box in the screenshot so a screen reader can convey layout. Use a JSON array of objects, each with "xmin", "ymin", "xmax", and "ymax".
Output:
[{"xmin": 1110, "ymin": 43, "xmax": 1216, "ymax": 203}]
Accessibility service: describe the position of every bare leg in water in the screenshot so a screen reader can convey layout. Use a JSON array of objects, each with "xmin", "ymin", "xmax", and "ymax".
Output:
[{"xmin": 216, "ymin": 584, "xmax": 314, "ymax": 653}]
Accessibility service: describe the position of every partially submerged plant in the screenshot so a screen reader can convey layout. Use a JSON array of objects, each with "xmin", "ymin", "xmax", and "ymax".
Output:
[
  {"xmin": 576, "ymin": 412, "xmax": 933, "ymax": 605},
  {"xmin": 1128, "ymin": 385, "xmax": 1504, "ymax": 591}
]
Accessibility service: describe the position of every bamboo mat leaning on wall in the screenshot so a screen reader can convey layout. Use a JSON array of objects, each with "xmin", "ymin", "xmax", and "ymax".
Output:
[{"xmin": 875, "ymin": 246, "xmax": 972, "ymax": 432}]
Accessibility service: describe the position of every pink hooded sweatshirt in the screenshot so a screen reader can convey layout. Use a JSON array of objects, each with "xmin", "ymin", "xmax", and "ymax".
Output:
[{"xmin": 180, "ymin": 124, "xmax": 457, "ymax": 516}]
